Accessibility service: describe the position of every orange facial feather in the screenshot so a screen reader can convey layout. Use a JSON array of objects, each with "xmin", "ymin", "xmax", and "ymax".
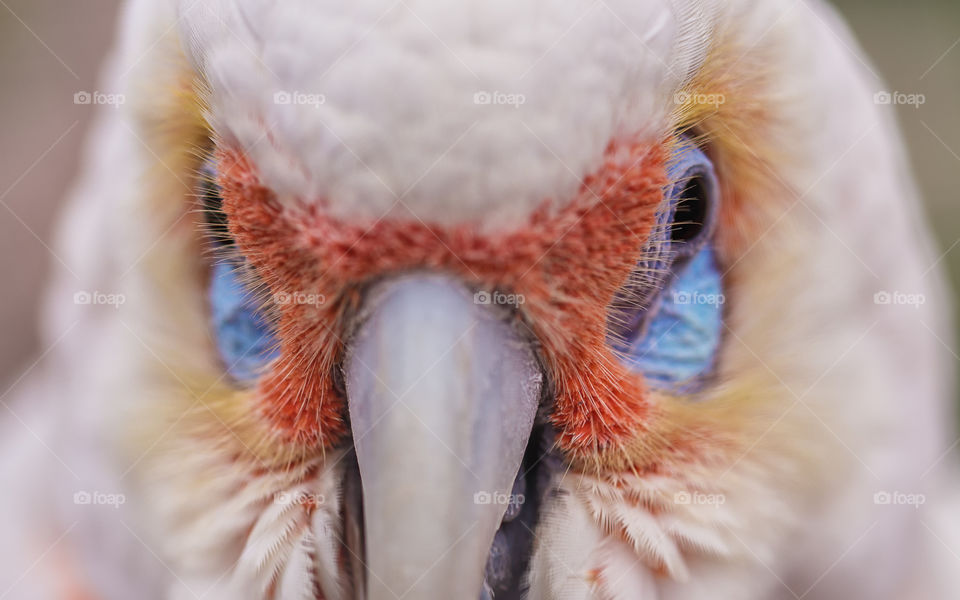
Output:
[{"xmin": 217, "ymin": 140, "xmax": 668, "ymax": 464}]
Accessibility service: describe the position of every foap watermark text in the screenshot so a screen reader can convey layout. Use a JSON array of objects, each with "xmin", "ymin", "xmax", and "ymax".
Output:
[
  {"xmin": 874, "ymin": 91, "xmax": 925, "ymax": 108},
  {"xmin": 73, "ymin": 490, "xmax": 126, "ymax": 508},
  {"xmin": 674, "ymin": 91, "xmax": 725, "ymax": 108},
  {"xmin": 273, "ymin": 291, "xmax": 326, "ymax": 307},
  {"xmin": 474, "ymin": 290, "xmax": 525, "ymax": 307},
  {"xmin": 473, "ymin": 90, "xmax": 526, "ymax": 108},
  {"xmin": 674, "ymin": 491, "xmax": 725, "ymax": 506},
  {"xmin": 874, "ymin": 290, "xmax": 925, "ymax": 308},
  {"xmin": 74, "ymin": 290, "xmax": 125, "ymax": 308},
  {"xmin": 874, "ymin": 490, "xmax": 925, "ymax": 508},
  {"xmin": 673, "ymin": 290, "xmax": 725, "ymax": 306},
  {"xmin": 474, "ymin": 491, "xmax": 525, "ymax": 506},
  {"xmin": 74, "ymin": 91, "xmax": 125, "ymax": 107},
  {"xmin": 274, "ymin": 90, "xmax": 326, "ymax": 108}
]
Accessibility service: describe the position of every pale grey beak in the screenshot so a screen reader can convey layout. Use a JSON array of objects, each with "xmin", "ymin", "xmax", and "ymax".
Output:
[{"xmin": 344, "ymin": 274, "xmax": 542, "ymax": 600}]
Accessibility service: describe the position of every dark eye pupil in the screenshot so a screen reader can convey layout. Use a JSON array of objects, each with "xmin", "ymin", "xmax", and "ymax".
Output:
[
  {"xmin": 671, "ymin": 176, "xmax": 709, "ymax": 245},
  {"xmin": 199, "ymin": 160, "xmax": 233, "ymax": 247}
]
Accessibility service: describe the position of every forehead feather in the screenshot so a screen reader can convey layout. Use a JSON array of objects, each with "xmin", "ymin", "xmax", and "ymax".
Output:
[{"xmin": 179, "ymin": 0, "xmax": 714, "ymax": 229}]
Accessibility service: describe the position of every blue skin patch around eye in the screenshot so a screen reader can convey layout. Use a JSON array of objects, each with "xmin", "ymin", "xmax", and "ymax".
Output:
[
  {"xmin": 619, "ymin": 247, "xmax": 724, "ymax": 391},
  {"xmin": 209, "ymin": 260, "xmax": 280, "ymax": 384},
  {"xmin": 613, "ymin": 140, "xmax": 724, "ymax": 392}
]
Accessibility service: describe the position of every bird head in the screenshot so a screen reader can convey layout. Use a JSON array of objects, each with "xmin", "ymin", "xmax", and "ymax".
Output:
[{"xmin": 101, "ymin": 0, "xmax": 909, "ymax": 598}]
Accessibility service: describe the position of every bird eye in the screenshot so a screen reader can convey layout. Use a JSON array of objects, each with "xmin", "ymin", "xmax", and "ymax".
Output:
[
  {"xmin": 671, "ymin": 178, "xmax": 709, "ymax": 244},
  {"xmin": 199, "ymin": 157, "xmax": 280, "ymax": 385},
  {"xmin": 199, "ymin": 159, "xmax": 233, "ymax": 248},
  {"xmin": 608, "ymin": 138, "xmax": 724, "ymax": 392},
  {"xmin": 664, "ymin": 141, "xmax": 719, "ymax": 260}
]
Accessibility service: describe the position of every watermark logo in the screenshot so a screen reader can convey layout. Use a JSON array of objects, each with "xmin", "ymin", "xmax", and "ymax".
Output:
[
  {"xmin": 474, "ymin": 290, "xmax": 525, "ymax": 307},
  {"xmin": 274, "ymin": 491, "xmax": 326, "ymax": 506},
  {"xmin": 473, "ymin": 90, "xmax": 526, "ymax": 108},
  {"xmin": 674, "ymin": 491, "xmax": 725, "ymax": 506},
  {"xmin": 873, "ymin": 91, "xmax": 925, "ymax": 109},
  {"xmin": 73, "ymin": 290, "xmax": 125, "ymax": 308},
  {"xmin": 873, "ymin": 290, "xmax": 925, "ymax": 308},
  {"xmin": 73, "ymin": 490, "xmax": 126, "ymax": 508},
  {"xmin": 274, "ymin": 90, "xmax": 326, "ymax": 108},
  {"xmin": 273, "ymin": 291, "xmax": 326, "ymax": 307},
  {"xmin": 473, "ymin": 491, "xmax": 525, "ymax": 506},
  {"xmin": 674, "ymin": 91, "xmax": 725, "ymax": 108},
  {"xmin": 873, "ymin": 490, "xmax": 925, "ymax": 508},
  {"xmin": 74, "ymin": 91, "xmax": 125, "ymax": 108},
  {"xmin": 672, "ymin": 290, "xmax": 725, "ymax": 306}
]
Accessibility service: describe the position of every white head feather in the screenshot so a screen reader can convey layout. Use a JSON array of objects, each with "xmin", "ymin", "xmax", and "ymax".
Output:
[{"xmin": 177, "ymin": 0, "xmax": 715, "ymax": 229}]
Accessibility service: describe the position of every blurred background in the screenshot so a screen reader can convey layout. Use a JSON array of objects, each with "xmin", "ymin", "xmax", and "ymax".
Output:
[{"xmin": 0, "ymin": 0, "xmax": 958, "ymax": 390}]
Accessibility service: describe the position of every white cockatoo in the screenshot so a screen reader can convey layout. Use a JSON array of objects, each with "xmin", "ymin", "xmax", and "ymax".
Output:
[{"xmin": 1, "ymin": 0, "xmax": 957, "ymax": 598}]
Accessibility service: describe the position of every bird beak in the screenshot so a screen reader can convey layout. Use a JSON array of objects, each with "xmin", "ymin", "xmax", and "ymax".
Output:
[{"xmin": 344, "ymin": 274, "xmax": 543, "ymax": 600}]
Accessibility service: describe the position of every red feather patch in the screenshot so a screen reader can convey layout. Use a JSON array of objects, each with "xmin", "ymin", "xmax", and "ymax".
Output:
[{"xmin": 216, "ymin": 141, "xmax": 668, "ymax": 461}]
